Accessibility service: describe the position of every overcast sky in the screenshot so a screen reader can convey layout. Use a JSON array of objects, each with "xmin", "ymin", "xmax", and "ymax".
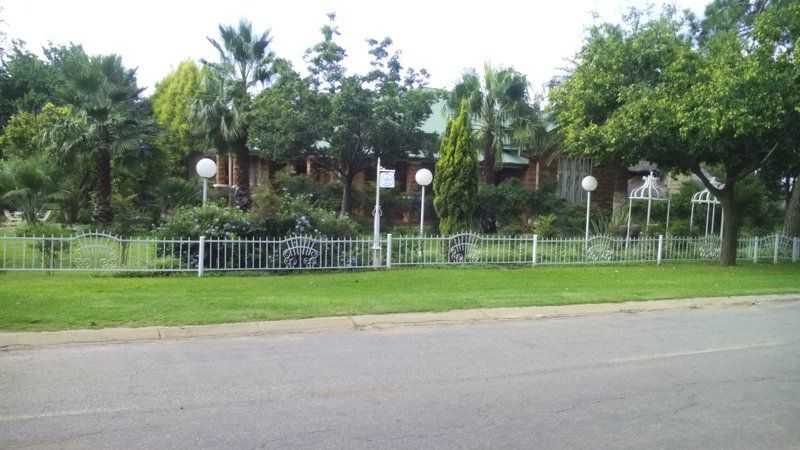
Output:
[{"xmin": 3, "ymin": 0, "xmax": 709, "ymax": 96}]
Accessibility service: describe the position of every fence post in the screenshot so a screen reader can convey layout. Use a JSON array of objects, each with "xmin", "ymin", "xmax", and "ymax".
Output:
[
  {"xmin": 532, "ymin": 235, "xmax": 538, "ymax": 267},
  {"xmin": 753, "ymin": 237, "xmax": 759, "ymax": 263},
  {"xmin": 386, "ymin": 233, "xmax": 392, "ymax": 269},
  {"xmin": 198, "ymin": 236, "xmax": 205, "ymax": 277},
  {"xmin": 657, "ymin": 235, "xmax": 663, "ymax": 265},
  {"xmin": 793, "ymin": 237, "xmax": 799, "ymax": 263},
  {"xmin": 774, "ymin": 234, "xmax": 780, "ymax": 264}
]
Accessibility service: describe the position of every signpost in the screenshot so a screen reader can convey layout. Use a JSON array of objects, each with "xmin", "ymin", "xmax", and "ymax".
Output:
[{"xmin": 373, "ymin": 158, "xmax": 394, "ymax": 267}]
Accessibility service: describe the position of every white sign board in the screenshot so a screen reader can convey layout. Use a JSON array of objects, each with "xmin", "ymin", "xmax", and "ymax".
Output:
[{"xmin": 379, "ymin": 170, "xmax": 395, "ymax": 188}]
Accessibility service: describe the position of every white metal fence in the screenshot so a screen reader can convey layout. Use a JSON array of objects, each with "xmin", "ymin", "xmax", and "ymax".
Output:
[{"xmin": 0, "ymin": 232, "xmax": 798, "ymax": 275}]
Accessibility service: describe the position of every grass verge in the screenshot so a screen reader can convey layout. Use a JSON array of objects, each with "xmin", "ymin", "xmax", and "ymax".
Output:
[{"xmin": 1, "ymin": 263, "xmax": 798, "ymax": 332}]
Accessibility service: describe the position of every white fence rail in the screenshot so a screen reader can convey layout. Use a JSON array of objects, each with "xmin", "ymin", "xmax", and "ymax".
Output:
[{"xmin": 1, "ymin": 232, "xmax": 797, "ymax": 275}]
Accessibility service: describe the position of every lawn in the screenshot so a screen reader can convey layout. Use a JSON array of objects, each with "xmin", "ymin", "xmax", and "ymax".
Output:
[{"xmin": 1, "ymin": 264, "xmax": 799, "ymax": 332}]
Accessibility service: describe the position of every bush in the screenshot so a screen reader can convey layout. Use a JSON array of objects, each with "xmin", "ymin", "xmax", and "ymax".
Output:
[
  {"xmin": 159, "ymin": 204, "xmax": 250, "ymax": 239},
  {"xmin": 477, "ymin": 178, "xmax": 529, "ymax": 233},
  {"xmin": 250, "ymin": 190, "xmax": 361, "ymax": 238},
  {"xmin": 13, "ymin": 222, "xmax": 68, "ymax": 269},
  {"xmin": 275, "ymin": 169, "xmax": 343, "ymax": 212}
]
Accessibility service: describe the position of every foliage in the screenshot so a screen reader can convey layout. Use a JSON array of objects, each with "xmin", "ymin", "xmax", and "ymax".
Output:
[
  {"xmin": 548, "ymin": 4, "xmax": 799, "ymax": 264},
  {"xmin": 533, "ymin": 214, "xmax": 559, "ymax": 238},
  {"xmin": 0, "ymin": 104, "xmax": 70, "ymax": 159},
  {"xmin": 151, "ymin": 60, "xmax": 205, "ymax": 177},
  {"xmin": 159, "ymin": 203, "xmax": 250, "ymax": 239},
  {"xmin": 0, "ymin": 40, "xmax": 61, "ymax": 128},
  {"xmin": 433, "ymin": 101, "xmax": 478, "ymax": 234},
  {"xmin": 0, "ymin": 156, "xmax": 63, "ymax": 223},
  {"xmin": 250, "ymin": 188, "xmax": 361, "ymax": 238},
  {"xmin": 43, "ymin": 48, "xmax": 156, "ymax": 225},
  {"xmin": 528, "ymin": 182, "xmax": 568, "ymax": 217},
  {"xmin": 449, "ymin": 63, "xmax": 544, "ymax": 185},
  {"xmin": 273, "ymin": 169, "xmax": 343, "ymax": 212},
  {"xmin": 249, "ymin": 16, "xmax": 439, "ymax": 214},
  {"xmin": 146, "ymin": 177, "xmax": 202, "ymax": 224},
  {"xmin": 190, "ymin": 20, "xmax": 275, "ymax": 210},
  {"xmin": 107, "ymin": 193, "xmax": 150, "ymax": 237},
  {"xmin": 476, "ymin": 178, "xmax": 528, "ymax": 233}
]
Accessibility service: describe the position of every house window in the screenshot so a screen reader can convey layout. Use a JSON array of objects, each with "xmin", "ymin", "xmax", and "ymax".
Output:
[{"xmin": 557, "ymin": 156, "xmax": 593, "ymax": 204}]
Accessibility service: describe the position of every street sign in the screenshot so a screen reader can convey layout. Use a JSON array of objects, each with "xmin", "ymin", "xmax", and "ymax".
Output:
[{"xmin": 379, "ymin": 169, "xmax": 395, "ymax": 188}]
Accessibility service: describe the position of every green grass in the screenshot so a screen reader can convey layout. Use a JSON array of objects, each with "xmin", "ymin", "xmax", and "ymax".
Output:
[{"xmin": 1, "ymin": 263, "xmax": 798, "ymax": 332}]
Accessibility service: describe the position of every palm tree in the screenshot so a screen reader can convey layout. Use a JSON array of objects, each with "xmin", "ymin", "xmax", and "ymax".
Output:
[
  {"xmin": 449, "ymin": 63, "xmax": 544, "ymax": 185},
  {"xmin": 191, "ymin": 20, "xmax": 275, "ymax": 210},
  {"xmin": 0, "ymin": 157, "xmax": 63, "ymax": 224},
  {"xmin": 45, "ymin": 50, "xmax": 154, "ymax": 224}
]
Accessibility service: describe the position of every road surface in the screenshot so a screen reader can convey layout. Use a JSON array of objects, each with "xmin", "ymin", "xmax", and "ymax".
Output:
[{"xmin": 2, "ymin": 301, "xmax": 799, "ymax": 448}]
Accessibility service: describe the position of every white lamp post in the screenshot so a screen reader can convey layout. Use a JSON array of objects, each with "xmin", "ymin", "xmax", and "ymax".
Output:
[
  {"xmin": 415, "ymin": 168, "xmax": 433, "ymax": 236},
  {"xmin": 581, "ymin": 175, "xmax": 598, "ymax": 244},
  {"xmin": 196, "ymin": 158, "xmax": 217, "ymax": 205}
]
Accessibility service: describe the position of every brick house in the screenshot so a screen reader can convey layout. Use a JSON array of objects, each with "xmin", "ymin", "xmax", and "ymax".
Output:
[{"xmin": 210, "ymin": 99, "xmax": 630, "ymax": 224}]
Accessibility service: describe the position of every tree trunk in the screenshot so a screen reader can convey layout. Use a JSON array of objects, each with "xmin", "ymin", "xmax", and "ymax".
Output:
[
  {"xmin": 92, "ymin": 148, "xmax": 114, "ymax": 225},
  {"xmin": 782, "ymin": 176, "xmax": 799, "ymax": 237},
  {"xmin": 340, "ymin": 172, "xmax": 353, "ymax": 216},
  {"xmin": 718, "ymin": 188, "xmax": 740, "ymax": 266},
  {"xmin": 481, "ymin": 137, "xmax": 497, "ymax": 186},
  {"xmin": 232, "ymin": 138, "xmax": 251, "ymax": 210},
  {"xmin": 612, "ymin": 160, "xmax": 629, "ymax": 219}
]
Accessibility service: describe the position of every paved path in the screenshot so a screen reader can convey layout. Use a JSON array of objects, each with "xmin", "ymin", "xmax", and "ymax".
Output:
[{"xmin": 1, "ymin": 300, "xmax": 799, "ymax": 448}]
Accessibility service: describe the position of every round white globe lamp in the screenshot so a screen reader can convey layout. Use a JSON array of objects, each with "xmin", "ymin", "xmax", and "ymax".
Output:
[
  {"xmin": 196, "ymin": 158, "xmax": 217, "ymax": 205},
  {"xmin": 582, "ymin": 175, "xmax": 598, "ymax": 245},
  {"xmin": 415, "ymin": 169, "xmax": 433, "ymax": 235}
]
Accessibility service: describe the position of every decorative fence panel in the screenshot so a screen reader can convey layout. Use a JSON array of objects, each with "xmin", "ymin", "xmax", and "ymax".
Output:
[{"xmin": 1, "ymin": 232, "xmax": 797, "ymax": 275}]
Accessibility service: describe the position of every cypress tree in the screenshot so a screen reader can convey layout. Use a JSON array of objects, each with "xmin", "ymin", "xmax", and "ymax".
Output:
[{"xmin": 433, "ymin": 100, "xmax": 478, "ymax": 235}]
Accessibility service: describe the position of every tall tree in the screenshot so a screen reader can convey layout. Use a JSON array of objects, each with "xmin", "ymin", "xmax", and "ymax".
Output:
[
  {"xmin": 44, "ymin": 49, "xmax": 155, "ymax": 224},
  {"xmin": 0, "ymin": 40, "xmax": 60, "ymax": 129},
  {"xmin": 190, "ymin": 20, "xmax": 275, "ymax": 210},
  {"xmin": 433, "ymin": 100, "xmax": 479, "ymax": 235},
  {"xmin": 152, "ymin": 60, "xmax": 205, "ymax": 177},
  {"xmin": 449, "ymin": 63, "xmax": 544, "ymax": 185},
  {"xmin": 250, "ymin": 16, "xmax": 438, "ymax": 215},
  {"xmin": 549, "ymin": 6, "xmax": 798, "ymax": 265}
]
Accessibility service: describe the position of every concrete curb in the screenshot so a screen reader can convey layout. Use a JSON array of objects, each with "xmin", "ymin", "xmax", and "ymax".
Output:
[{"xmin": 2, "ymin": 294, "xmax": 798, "ymax": 348}]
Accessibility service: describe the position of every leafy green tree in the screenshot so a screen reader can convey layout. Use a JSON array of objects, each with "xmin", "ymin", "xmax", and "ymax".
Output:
[
  {"xmin": 190, "ymin": 20, "xmax": 275, "ymax": 210},
  {"xmin": 0, "ymin": 104, "xmax": 69, "ymax": 159},
  {"xmin": 549, "ymin": 6, "xmax": 798, "ymax": 264},
  {"xmin": 434, "ymin": 101, "xmax": 478, "ymax": 235},
  {"xmin": 250, "ymin": 16, "xmax": 438, "ymax": 215},
  {"xmin": 44, "ymin": 49, "xmax": 155, "ymax": 224},
  {"xmin": 449, "ymin": 63, "xmax": 544, "ymax": 185},
  {"xmin": 152, "ymin": 61, "xmax": 205, "ymax": 177},
  {"xmin": 0, "ymin": 40, "xmax": 61, "ymax": 128}
]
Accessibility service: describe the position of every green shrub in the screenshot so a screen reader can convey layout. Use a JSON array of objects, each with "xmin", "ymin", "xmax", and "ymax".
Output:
[
  {"xmin": 477, "ymin": 178, "xmax": 529, "ymax": 233},
  {"xmin": 159, "ymin": 204, "xmax": 250, "ymax": 239},
  {"xmin": 250, "ymin": 191, "xmax": 361, "ymax": 238},
  {"xmin": 275, "ymin": 169, "xmax": 343, "ymax": 212},
  {"xmin": 533, "ymin": 214, "xmax": 559, "ymax": 238}
]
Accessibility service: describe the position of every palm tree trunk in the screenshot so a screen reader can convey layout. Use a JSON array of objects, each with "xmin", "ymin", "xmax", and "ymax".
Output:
[
  {"xmin": 233, "ymin": 138, "xmax": 252, "ymax": 210},
  {"xmin": 782, "ymin": 175, "xmax": 799, "ymax": 237},
  {"xmin": 92, "ymin": 147, "xmax": 114, "ymax": 224},
  {"xmin": 481, "ymin": 138, "xmax": 497, "ymax": 185}
]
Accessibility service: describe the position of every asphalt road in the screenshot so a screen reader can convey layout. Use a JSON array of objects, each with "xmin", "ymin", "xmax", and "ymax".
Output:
[{"xmin": 1, "ymin": 301, "xmax": 799, "ymax": 449}]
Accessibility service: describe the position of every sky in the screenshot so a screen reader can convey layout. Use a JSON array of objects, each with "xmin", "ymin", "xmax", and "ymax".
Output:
[{"xmin": 2, "ymin": 0, "xmax": 710, "ymax": 97}]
